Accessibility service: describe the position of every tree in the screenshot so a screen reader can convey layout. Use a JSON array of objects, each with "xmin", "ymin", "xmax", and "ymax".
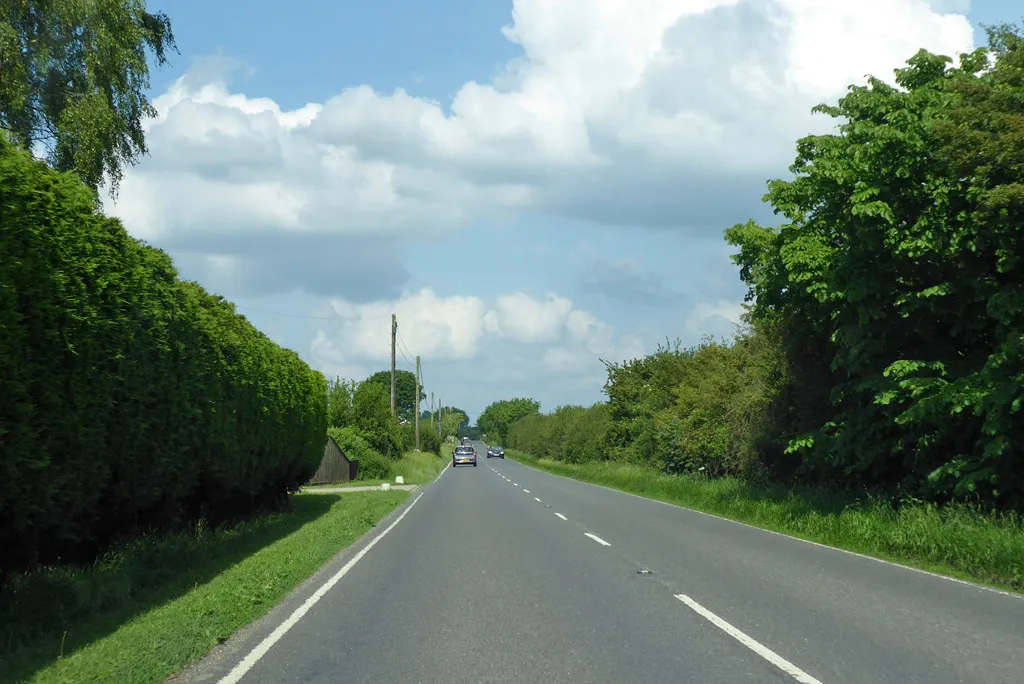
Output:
[
  {"xmin": 725, "ymin": 25, "xmax": 1024, "ymax": 507},
  {"xmin": 327, "ymin": 376, "xmax": 357, "ymax": 429},
  {"xmin": 439, "ymin": 406, "xmax": 468, "ymax": 439},
  {"xmin": 477, "ymin": 398, "xmax": 541, "ymax": 446},
  {"xmin": 0, "ymin": 0, "xmax": 177, "ymax": 194},
  {"xmin": 362, "ymin": 369, "xmax": 425, "ymax": 419},
  {"xmin": 352, "ymin": 381, "xmax": 403, "ymax": 457}
]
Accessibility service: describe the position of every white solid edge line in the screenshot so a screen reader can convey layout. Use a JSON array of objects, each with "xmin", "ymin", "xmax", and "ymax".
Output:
[
  {"xmin": 534, "ymin": 497, "xmax": 542, "ymax": 503},
  {"xmin": 584, "ymin": 532, "xmax": 611, "ymax": 547},
  {"xmin": 512, "ymin": 460, "xmax": 1021, "ymax": 600},
  {"xmin": 219, "ymin": 493, "xmax": 425, "ymax": 684},
  {"xmin": 675, "ymin": 594, "xmax": 824, "ymax": 684},
  {"xmin": 554, "ymin": 513, "xmax": 568, "ymax": 521}
]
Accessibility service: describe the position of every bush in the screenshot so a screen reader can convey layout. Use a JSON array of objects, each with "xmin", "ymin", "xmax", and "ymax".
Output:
[
  {"xmin": 724, "ymin": 32, "xmax": 1024, "ymax": 507},
  {"xmin": 418, "ymin": 422, "xmax": 442, "ymax": 455},
  {"xmin": 507, "ymin": 404, "xmax": 611, "ymax": 463},
  {"xmin": 501, "ymin": 29, "xmax": 1024, "ymax": 512},
  {"xmin": 0, "ymin": 137, "xmax": 327, "ymax": 576},
  {"xmin": 328, "ymin": 427, "xmax": 393, "ymax": 481},
  {"xmin": 505, "ymin": 323, "xmax": 786, "ymax": 479},
  {"xmin": 351, "ymin": 382, "xmax": 404, "ymax": 458}
]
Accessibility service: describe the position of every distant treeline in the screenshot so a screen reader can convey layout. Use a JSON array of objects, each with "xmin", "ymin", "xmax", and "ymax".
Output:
[
  {"xmin": 324, "ymin": 374, "xmax": 465, "ymax": 479},
  {"xmin": 501, "ymin": 27, "xmax": 1024, "ymax": 512},
  {"xmin": 0, "ymin": 137, "xmax": 327, "ymax": 577}
]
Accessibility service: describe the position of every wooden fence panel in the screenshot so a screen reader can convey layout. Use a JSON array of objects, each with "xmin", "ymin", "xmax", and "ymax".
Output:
[{"xmin": 308, "ymin": 435, "xmax": 357, "ymax": 484}]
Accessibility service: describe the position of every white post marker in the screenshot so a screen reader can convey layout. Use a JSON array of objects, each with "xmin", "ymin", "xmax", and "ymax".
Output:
[{"xmin": 674, "ymin": 594, "xmax": 825, "ymax": 684}]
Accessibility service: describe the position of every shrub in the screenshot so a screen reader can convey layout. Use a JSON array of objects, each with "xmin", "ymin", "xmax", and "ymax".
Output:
[
  {"xmin": 328, "ymin": 427, "xmax": 393, "ymax": 481},
  {"xmin": 0, "ymin": 137, "xmax": 327, "ymax": 576}
]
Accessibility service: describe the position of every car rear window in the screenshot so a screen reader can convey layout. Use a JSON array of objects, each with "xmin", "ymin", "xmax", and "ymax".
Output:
[{"xmin": 455, "ymin": 447, "xmax": 473, "ymax": 454}]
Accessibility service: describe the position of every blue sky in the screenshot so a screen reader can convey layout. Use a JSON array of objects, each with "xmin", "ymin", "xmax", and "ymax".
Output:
[{"xmin": 111, "ymin": 0, "xmax": 1020, "ymax": 421}]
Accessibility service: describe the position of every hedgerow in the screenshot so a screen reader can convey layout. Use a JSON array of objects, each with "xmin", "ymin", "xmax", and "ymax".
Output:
[
  {"xmin": 0, "ymin": 136, "xmax": 327, "ymax": 576},
  {"xmin": 503, "ymin": 27, "xmax": 1024, "ymax": 512},
  {"xmin": 328, "ymin": 426, "xmax": 393, "ymax": 480}
]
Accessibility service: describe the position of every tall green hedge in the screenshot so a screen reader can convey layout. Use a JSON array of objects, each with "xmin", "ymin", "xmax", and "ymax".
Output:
[{"xmin": 0, "ymin": 137, "xmax": 327, "ymax": 575}]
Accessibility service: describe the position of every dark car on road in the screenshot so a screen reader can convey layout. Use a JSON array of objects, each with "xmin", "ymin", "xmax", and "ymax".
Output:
[
  {"xmin": 486, "ymin": 446, "xmax": 505, "ymax": 459},
  {"xmin": 453, "ymin": 445, "xmax": 477, "ymax": 467}
]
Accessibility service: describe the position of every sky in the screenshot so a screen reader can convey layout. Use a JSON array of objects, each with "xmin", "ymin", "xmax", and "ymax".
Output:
[{"xmin": 104, "ymin": 0, "xmax": 1020, "ymax": 423}]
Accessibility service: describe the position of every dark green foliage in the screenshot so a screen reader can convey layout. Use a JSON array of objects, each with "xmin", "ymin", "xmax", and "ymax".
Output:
[
  {"xmin": 503, "ymin": 26, "xmax": 1024, "ymax": 512},
  {"xmin": 0, "ymin": 137, "xmax": 328, "ymax": 576},
  {"xmin": 362, "ymin": 369, "xmax": 425, "ymax": 419},
  {"xmin": 726, "ymin": 25, "xmax": 1024, "ymax": 507},
  {"xmin": 0, "ymin": 0, "xmax": 177, "ymax": 194},
  {"xmin": 460, "ymin": 424, "xmax": 483, "ymax": 440},
  {"xmin": 507, "ymin": 321, "xmax": 786, "ymax": 479},
  {"xmin": 323, "ymin": 371, "xmax": 431, "ymax": 480},
  {"xmin": 440, "ymin": 406, "xmax": 469, "ymax": 439},
  {"xmin": 418, "ymin": 422, "xmax": 442, "ymax": 455},
  {"xmin": 401, "ymin": 420, "xmax": 441, "ymax": 456},
  {"xmin": 352, "ymin": 381, "xmax": 405, "ymax": 458},
  {"xmin": 326, "ymin": 376, "xmax": 357, "ymax": 429},
  {"xmin": 508, "ymin": 404, "xmax": 611, "ymax": 463},
  {"xmin": 477, "ymin": 398, "xmax": 540, "ymax": 446},
  {"xmin": 328, "ymin": 426, "xmax": 393, "ymax": 480}
]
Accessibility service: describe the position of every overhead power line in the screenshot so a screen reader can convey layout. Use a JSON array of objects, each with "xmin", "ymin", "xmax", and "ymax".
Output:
[{"xmin": 235, "ymin": 304, "xmax": 393, "ymax": 321}]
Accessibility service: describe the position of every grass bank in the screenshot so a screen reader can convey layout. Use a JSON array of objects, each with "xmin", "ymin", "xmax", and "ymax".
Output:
[
  {"xmin": 509, "ymin": 450, "xmax": 1024, "ymax": 593},
  {"xmin": 1, "ymin": 491, "xmax": 409, "ymax": 683},
  {"xmin": 304, "ymin": 447, "xmax": 451, "ymax": 489}
]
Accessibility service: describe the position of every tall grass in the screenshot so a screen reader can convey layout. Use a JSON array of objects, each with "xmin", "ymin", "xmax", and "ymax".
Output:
[{"xmin": 510, "ymin": 451, "xmax": 1024, "ymax": 592}]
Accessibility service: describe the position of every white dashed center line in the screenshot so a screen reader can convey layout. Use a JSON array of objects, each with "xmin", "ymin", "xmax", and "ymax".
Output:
[
  {"xmin": 523, "ymin": 489, "xmax": 531, "ymax": 493},
  {"xmin": 674, "ymin": 595, "xmax": 824, "ymax": 684},
  {"xmin": 534, "ymin": 497, "xmax": 541, "ymax": 503},
  {"xmin": 554, "ymin": 513, "xmax": 568, "ymax": 521},
  {"xmin": 584, "ymin": 533, "xmax": 611, "ymax": 547}
]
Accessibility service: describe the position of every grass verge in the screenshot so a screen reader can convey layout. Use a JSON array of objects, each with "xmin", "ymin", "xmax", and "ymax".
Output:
[
  {"xmin": 1, "ymin": 491, "xmax": 409, "ymax": 683},
  {"xmin": 304, "ymin": 447, "xmax": 450, "ymax": 489},
  {"xmin": 508, "ymin": 450, "xmax": 1024, "ymax": 593}
]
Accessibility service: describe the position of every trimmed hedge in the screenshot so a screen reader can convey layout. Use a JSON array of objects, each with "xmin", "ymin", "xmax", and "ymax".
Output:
[{"xmin": 0, "ymin": 137, "xmax": 327, "ymax": 575}]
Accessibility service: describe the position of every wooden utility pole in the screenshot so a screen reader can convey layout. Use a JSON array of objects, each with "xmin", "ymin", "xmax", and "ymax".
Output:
[
  {"xmin": 430, "ymin": 391, "xmax": 435, "ymax": 424},
  {"xmin": 390, "ymin": 314, "xmax": 397, "ymax": 417},
  {"xmin": 415, "ymin": 356, "xmax": 421, "ymax": 451}
]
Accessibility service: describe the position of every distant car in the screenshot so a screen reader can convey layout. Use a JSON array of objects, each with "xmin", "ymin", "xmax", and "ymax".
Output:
[
  {"xmin": 486, "ymin": 446, "xmax": 505, "ymax": 459},
  {"xmin": 453, "ymin": 445, "xmax": 477, "ymax": 467}
]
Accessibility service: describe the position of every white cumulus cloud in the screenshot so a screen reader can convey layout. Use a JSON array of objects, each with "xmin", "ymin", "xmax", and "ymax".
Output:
[
  {"xmin": 103, "ymin": 0, "xmax": 975, "ymax": 302},
  {"xmin": 310, "ymin": 288, "xmax": 644, "ymax": 380},
  {"xmin": 95, "ymin": 0, "xmax": 979, "ymax": 412}
]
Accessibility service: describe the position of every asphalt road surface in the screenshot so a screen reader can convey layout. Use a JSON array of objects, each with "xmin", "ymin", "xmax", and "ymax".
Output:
[{"xmin": 180, "ymin": 441, "xmax": 1024, "ymax": 684}]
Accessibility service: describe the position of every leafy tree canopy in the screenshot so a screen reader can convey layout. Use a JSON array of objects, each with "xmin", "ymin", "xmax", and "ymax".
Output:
[
  {"xmin": 362, "ymin": 369, "xmax": 425, "ymax": 418},
  {"xmin": 724, "ymin": 24, "xmax": 1024, "ymax": 505},
  {"xmin": 0, "ymin": 0, "xmax": 177, "ymax": 194},
  {"xmin": 327, "ymin": 376, "xmax": 357, "ymax": 429},
  {"xmin": 477, "ymin": 398, "xmax": 541, "ymax": 445}
]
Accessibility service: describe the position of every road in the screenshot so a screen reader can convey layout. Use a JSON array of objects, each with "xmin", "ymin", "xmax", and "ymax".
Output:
[{"xmin": 180, "ymin": 440, "xmax": 1024, "ymax": 684}]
